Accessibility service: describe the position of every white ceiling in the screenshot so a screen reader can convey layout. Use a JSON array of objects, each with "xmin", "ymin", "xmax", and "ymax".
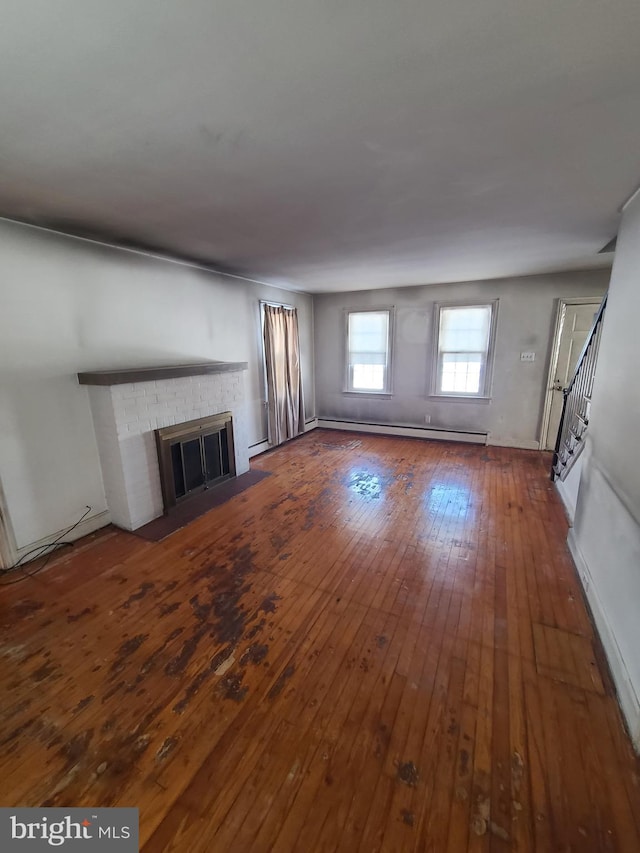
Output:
[{"xmin": 1, "ymin": 1, "xmax": 638, "ymax": 293}]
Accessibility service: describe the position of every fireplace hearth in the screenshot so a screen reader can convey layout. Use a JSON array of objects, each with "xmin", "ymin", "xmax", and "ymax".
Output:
[{"xmin": 155, "ymin": 412, "xmax": 236, "ymax": 512}]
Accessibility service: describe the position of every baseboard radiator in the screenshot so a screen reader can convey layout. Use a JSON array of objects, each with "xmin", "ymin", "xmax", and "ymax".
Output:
[{"xmin": 316, "ymin": 419, "xmax": 488, "ymax": 445}]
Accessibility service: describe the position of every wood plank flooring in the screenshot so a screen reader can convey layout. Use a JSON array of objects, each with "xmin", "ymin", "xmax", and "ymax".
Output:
[{"xmin": 1, "ymin": 430, "xmax": 639, "ymax": 851}]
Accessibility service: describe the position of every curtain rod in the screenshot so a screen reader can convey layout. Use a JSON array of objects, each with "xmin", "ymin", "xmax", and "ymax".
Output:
[{"xmin": 260, "ymin": 299, "xmax": 296, "ymax": 310}]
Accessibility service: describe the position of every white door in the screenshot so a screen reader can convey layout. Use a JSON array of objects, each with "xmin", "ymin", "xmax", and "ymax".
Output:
[{"xmin": 543, "ymin": 300, "xmax": 601, "ymax": 450}]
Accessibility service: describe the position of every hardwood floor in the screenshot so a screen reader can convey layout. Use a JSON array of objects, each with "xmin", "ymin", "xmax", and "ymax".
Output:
[{"xmin": 1, "ymin": 430, "xmax": 639, "ymax": 851}]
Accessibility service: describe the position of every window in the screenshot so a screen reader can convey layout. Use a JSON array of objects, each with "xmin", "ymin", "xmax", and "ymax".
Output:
[
  {"xmin": 433, "ymin": 303, "xmax": 496, "ymax": 397},
  {"xmin": 346, "ymin": 309, "xmax": 391, "ymax": 393}
]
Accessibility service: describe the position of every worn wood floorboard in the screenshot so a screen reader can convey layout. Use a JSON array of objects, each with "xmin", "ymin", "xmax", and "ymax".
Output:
[{"xmin": 1, "ymin": 429, "xmax": 639, "ymax": 852}]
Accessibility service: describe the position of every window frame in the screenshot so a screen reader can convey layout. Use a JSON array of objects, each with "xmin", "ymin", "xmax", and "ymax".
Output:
[
  {"xmin": 430, "ymin": 300, "xmax": 498, "ymax": 400},
  {"xmin": 343, "ymin": 307, "xmax": 394, "ymax": 396}
]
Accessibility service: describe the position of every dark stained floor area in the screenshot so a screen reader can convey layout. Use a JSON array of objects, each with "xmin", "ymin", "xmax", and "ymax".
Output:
[{"xmin": 1, "ymin": 430, "xmax": 639, "ymax": 851}]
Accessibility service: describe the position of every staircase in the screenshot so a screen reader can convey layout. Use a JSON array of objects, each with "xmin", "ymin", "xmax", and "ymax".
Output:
[{"xmin": 552, "ymin": 294, "xmax": 607, "ymax": 481}]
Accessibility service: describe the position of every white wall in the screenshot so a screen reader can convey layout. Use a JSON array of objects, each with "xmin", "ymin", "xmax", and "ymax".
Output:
[
  {"xmin": 0, "ymin": 219, "xmax": 314, "ymax": 554},
  {"xmin": 569, "ymin": 193, "xmax": 640, "ymax": 750},
  {"xmin": 313, "ymin": 271, "xmax": 608, "ymax": 448}
]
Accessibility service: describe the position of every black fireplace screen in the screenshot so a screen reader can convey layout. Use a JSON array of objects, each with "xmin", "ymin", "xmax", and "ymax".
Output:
[
  {"xmin": 155, "ymin": 412, "xmax": 235, "ymax": 511},
  {"xmin": 170, "ymin": 429, "xmax": 230, "ymax": 499}
]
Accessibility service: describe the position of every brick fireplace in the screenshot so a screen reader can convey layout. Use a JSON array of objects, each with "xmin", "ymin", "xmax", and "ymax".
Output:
[{"xmin": 79, "ymin": 362, "xmax": 250, "ymax": 531}]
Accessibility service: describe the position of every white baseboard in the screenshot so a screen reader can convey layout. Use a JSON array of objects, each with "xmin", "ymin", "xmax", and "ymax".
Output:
[
  {"xmin": 316, "ymin": 419, "xmax": 487, "ymax": 445},
  {"xmin": 248, "ymin": 418, "xmax": 319, "ymax": 458},
  {"xmin": 14, "ymin": 509, "xmax": 112, "ymax": 565},
  {"xmin": 567, "ymin": 528, "xmax": 640, "ymax": 751},
  {"xmin": 486, "ymin": 436, "xmax": 540, "ymax": 450},
  {"xmin": 249, "ymin": 440, "xmax": 270, "ymax": 458}
]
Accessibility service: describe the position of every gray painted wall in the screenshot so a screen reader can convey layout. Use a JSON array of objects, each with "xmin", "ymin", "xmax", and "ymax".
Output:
[
  {"xmin": 313, "ymin": 271, "xmax": 609, "ymax": 447},
  {"xmin": 0, "ymin": 220, "xmax": 314, "ymax": 552},
  {"xmin": 569, "ymin": 193, "xmax": 640, "ymax": 749}
]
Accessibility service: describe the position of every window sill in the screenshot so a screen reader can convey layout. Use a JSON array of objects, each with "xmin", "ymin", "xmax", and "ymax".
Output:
[
  {"xmin": 342, "ymin": 390, "xmax": 393, "ymax": 399},
  {"xmin": 428, "ymin": 394, "xmax": 492, "ymax": 404}
]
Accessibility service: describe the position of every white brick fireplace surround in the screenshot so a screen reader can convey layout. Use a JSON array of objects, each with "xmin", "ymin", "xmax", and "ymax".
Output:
[{"xmin": 79, "ymin": 362, "xmax": 250, "ymax": 531}]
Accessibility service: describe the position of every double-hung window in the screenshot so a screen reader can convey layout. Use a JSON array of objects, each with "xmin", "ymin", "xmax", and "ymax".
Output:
[
  {"xmin": 433, "ymin": 303, "xmax": 496, "ymax": 397},
  {"xmin": 346, "ymin": 309, "xmax": 391, "ymax": 393}
]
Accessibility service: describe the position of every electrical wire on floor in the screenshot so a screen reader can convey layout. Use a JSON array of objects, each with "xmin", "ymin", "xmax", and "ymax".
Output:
[{"xmin": 0, "ymin": 506, "xmax": 92, "ymax": 586}]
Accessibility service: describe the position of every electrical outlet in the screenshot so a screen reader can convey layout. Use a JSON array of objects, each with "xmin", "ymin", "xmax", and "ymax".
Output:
[
  {"xmin": 424, "ymin": 414, "xmax": 431, "ymax": 424},
  {"xmin": 520, "ymin": 351, "xmax": 536, "ymax": 362}
]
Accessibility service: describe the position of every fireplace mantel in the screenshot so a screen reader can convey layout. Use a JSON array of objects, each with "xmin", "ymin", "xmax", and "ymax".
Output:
[{"xmin": 78, "ymin": 360, "xmax": 248, "ymax": 386}]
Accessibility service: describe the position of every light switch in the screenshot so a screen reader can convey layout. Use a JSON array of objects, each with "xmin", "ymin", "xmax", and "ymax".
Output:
[{"xmin": 520, "ymin": 352, "xmax": 536, "ymax": 362}]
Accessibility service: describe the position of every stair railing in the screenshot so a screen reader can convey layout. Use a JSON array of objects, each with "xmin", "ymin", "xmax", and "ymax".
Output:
[{"xmin": 551, "ymin": 294, "xmax": 607, "ymax": 481}]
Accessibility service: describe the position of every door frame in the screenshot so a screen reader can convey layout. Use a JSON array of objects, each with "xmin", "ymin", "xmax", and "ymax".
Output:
[
  {"xmin": 539, "ymin": 297, "xmax": 601, "ymax": 451},
  {"xmin": 0, "ymin": 477, "xmax": 17, "ymax": 570}
]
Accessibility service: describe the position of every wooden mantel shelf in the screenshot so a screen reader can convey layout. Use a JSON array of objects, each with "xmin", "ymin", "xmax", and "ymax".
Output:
[{"xmin": 77, "ymin": 361, "xmax": 248, "ymax": 386}]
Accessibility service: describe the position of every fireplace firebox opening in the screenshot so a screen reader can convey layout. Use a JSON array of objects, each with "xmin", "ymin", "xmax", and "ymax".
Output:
[{"xmin": 155, "ymin": 412, "xmax": 236, "ymax": 513}]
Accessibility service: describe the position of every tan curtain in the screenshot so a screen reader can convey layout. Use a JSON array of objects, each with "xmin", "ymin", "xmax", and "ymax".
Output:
[{"xmin": 263, "ymin": 305, "xmax": 305, "ymax": 446}]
